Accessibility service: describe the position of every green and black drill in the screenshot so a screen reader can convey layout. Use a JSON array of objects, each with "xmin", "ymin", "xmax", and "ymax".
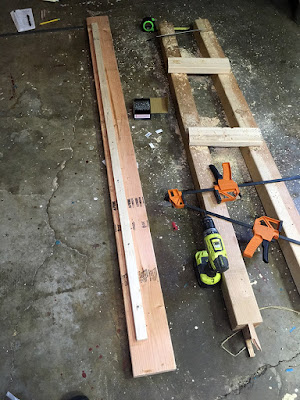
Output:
[{"xmin": 194, "ymin": 216, "xmax": 229, "ymax": 287}]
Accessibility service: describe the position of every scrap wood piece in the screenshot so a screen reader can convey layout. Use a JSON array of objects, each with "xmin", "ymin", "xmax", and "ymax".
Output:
[
  {"xmin": 90, "ymin": 22, "xmax": 147, "ymax": 341},
  {"xmin": 242, "ymin": 323, "xmax": 261, "ymax": 358},
  {"xmin": 189, "ymin": 127, "xmax": 263, "ymax": 147},
  {"xmin": 193, "ymin": 18, "xmax": 300, "ymax": 294},
  {"xmin": 87, "ymin": 16, "xmax": 176, "ymax": 377},
  {"xmin": 168, "ymin": 57, "xmax": 231, "ymax": 74},
  {"xmin": 159, "ymin": 21, "xmax": 262, "ymax": 338}
]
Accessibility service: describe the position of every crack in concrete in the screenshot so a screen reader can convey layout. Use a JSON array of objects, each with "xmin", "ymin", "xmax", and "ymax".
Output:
[
  {"xmin": 20, "ymin": 285, "xmax": 94, "ymax": 307},
  {"xmin": 215, "ymin": 351, "xmax": 300, "ymax": 399},
  {"xmin": 32, "ymin": 81, "xmax": 88, "ymax": 285}
]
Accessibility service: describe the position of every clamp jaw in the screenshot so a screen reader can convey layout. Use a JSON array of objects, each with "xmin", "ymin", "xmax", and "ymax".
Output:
[
  {"xmin": 165, "ymin": 189, "xmax": 185, "ymax": 209},
  {"xmin": 209, "ymin": 162, "xmax": 240, "ymax": 204},
  {"xmin": 243, "ymin": 216, "xmax": 283, "ymax": 263},
  {"xmin": 166, "ymin": 163, "xmax": 240, "ymax": 207},
  {"xmin": 166, "ymin": 162, "xmax": 241, "ymax": 208}
]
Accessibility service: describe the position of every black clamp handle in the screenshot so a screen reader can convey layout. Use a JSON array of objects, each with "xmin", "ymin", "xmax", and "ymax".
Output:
[
  {"xmin": 262, "ymin": 239, "xmax": 270, "ymax": 263},
  {"xmin": 209, "ymin": 164, "xmax": 222, "ymax": 183}
]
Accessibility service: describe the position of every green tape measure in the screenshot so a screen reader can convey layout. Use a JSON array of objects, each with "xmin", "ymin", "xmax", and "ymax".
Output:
[{"xmin": 141, "ymin": 17, "xmax": 156, "ymax": 32}]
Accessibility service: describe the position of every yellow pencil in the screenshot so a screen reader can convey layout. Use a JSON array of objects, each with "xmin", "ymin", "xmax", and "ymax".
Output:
[{"xmin": 40, "ymin": 18, "xmax": 60, "ymax": 25}]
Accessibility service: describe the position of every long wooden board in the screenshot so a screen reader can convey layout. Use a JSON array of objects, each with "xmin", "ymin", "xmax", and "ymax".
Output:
[
  {"xmin": 159, "ymin": 21, "xmax": 263, "ymax": 340},
  {"xmin": 189, "ymin": 127, "xmax": 263, "ymax": 147},
  {"xmin": 168, "ymin": 57, "xmax": 231, "ymax": 74},
  {"xmin": 91, "ymin": 23, "xmax": 147, "ymax": 341},
  {"xmin": 193, "ymin": 18, "xmax": 300, "ymax": 294},
  {"xmin": 87, "ymin": 16, "xmax": 176, "ymax": 376}
]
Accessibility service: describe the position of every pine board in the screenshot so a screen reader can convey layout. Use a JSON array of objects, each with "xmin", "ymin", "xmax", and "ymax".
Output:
[
  {"xmin": 87, "ymin": 16, "xmax": 176, "ymax": 377},
  {"xmin": 194, "ymin": 18, "xmax": 300, "ymax": 294},
  {"xmin": 189, "ymin": 127, "xmax": 263, "ymax": 147},
  {"xmin": 91, "ymin": 22, "xmax": 147, "ymax": 341},
  {"xmin": 159, "ymin": 20, "xmax": 262, "ymax": 331},
  {"xmin": 168, "ymin": 57, "xmax": 231, "ymax": 74}
]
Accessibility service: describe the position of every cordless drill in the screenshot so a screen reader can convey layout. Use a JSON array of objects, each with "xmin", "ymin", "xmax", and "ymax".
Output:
[{"xmin": 194, "ymin": 216, "xmax": 229, "ymax": 287}]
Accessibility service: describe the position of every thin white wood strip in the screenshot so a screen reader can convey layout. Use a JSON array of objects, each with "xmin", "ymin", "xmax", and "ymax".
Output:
[{"xmin": 91, "ymin": 23, "xmax": 147, "ymax": 341}]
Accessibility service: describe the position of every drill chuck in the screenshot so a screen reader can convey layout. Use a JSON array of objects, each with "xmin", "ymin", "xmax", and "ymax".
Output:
[
  {"xmin": 203, "ymin": 215, "xmax": 216, "ymax": 231},
  {"xmin": 203, "ymin": 216, "xmax": 218, "ymax": 237}
]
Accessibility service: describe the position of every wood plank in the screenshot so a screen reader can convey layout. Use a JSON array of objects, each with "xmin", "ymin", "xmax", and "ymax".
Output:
[
  {"xmin": 91, "ymin": 23, "xmax": 147, "ymax": 341},
  {"xmin": 87, "ymin": 16, "xmax": 176, "ymax": 377},
  {"xmin": 189, "ymin": 127, "xmax": 263, "ymax": 147},
  {"xmin": 159, "ymin": 21, "xmax": 262, "ymax": 332},
  {"xmin": 168, "ymin": 57, "xmax": 231, "ymax": 74},
  {"xmin": 194, "ymin": 18, "xmax": 300, "ymax": 293}
]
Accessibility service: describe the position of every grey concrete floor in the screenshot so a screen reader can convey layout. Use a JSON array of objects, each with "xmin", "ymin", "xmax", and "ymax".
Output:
[{"xmin": 0, "ymin": 0, "xmax": 299, "ymax": 399}]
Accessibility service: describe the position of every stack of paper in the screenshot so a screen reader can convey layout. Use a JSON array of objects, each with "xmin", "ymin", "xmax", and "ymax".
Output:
[{"xmin": 11, "ymin": 8, "xmax": 35, "ymax": 32}]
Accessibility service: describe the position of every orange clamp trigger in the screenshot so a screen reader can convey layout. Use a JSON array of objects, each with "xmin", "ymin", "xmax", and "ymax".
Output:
[
  {"xmin": 244, "ymin": 235, "xmax": 263, "ymax": 258},
  {"xmin": 243, "ymin": 216, "xmax": 282, "ymax": 260},
  {"xmin": 214, "ymin": 162, "xmax": 240, "ymax": 203}
]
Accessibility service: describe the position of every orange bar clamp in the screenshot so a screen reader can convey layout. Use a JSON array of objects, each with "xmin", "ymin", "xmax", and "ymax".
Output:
[{"xmin": 210, "ymin": 162, "xmax": 240, "ymax": 203}]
